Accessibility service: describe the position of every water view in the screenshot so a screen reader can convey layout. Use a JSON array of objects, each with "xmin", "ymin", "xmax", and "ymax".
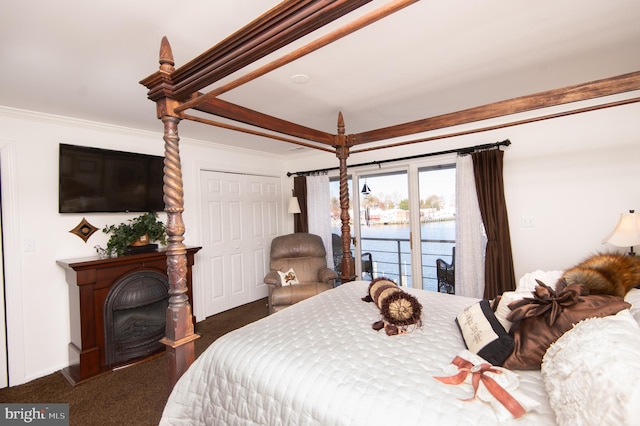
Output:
[{"xmin": 332, "ymin": 220, "xmax": 455, "ymax": 291}]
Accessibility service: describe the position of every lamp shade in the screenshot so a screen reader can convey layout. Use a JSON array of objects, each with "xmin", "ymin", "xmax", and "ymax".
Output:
[
  {"xmin": 288, "ymin": 197, "xmax": 301, "ymax": 214},
  {"xmin": 602, "ymin": 210, "xmax": 640, "ymax": 247}
]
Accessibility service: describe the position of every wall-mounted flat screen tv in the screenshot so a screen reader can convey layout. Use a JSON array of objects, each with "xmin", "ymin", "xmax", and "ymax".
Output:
[{"xmin": 59, "ymin": 144, "xmax": 164, "ymax": 213}]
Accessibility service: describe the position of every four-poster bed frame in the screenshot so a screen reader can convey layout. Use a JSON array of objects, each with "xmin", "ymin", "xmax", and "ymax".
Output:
[{"xmin": 139, "ymin": 0, "xmax": 640, "ymax": 389}]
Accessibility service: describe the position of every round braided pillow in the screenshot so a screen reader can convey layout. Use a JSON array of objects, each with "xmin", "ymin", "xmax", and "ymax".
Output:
[
  {"xmin": 380, "ymin": 290, "xmax": 422, "ymax": 327},
  {"xmin": 370, "ymin": 279, "xmax": 401, "ymax": 308},
  {"xmin": 363, "ymin": 277, "xmax": 423, "ymax": 334}
]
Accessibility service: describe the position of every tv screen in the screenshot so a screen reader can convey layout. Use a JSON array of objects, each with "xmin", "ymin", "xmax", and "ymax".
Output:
[{"xmin": 59, "ymin": 144, "xmax": 165, "ymax": 213}]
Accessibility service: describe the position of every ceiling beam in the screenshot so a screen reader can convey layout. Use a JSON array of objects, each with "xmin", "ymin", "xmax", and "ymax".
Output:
[
  {"xmin": 193, "ymin": 97, "xmax": 335, "ymax": 145},
  {"xmin": 351, "ymin": 96, "xmax": 640, "ymax": 153},
  {"xmin": 170, "ymin": 0, "xmax": 373, "ymax": 100},
  {"xmin": 354, "ymin": 71, "xmax": 640, "ymax": 144},
  {"xmin": 182, "ymin": 112, "xmax": 336, "ymax": 153},
  {"xmin": 176, "ymin": 0, "xmax": 419, "ymax": 113}
]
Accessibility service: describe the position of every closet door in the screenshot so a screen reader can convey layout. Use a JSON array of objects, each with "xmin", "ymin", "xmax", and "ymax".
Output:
[
  {"xmin": 246, "ymin": 174, "xmax": 280, "ymax": 301},
  {"xmin": 200, "ymin": 170, "xmax": 280, "ymax": 317}
]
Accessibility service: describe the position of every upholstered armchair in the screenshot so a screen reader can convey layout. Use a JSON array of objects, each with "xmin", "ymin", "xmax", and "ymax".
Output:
[{"xmin": 264, "ymin": 233, "xmax": 337, "ymax": 314}]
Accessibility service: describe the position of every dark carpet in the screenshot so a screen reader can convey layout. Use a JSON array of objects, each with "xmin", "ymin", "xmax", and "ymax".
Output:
[{"xmin": 0, "ymin": 298, "xmax": 269, "ymax": 425}]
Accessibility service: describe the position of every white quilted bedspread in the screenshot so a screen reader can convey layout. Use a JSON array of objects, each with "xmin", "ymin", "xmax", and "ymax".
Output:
[{"xmin": 160, "ymin": 281, "xmax": 556, "ymax": 425}]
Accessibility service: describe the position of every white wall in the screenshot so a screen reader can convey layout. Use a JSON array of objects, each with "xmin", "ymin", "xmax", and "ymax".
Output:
[
  {"xmin": 285, "ymin": 96, "xmax": 640, "ymax": 280},
  {"xmin": 0, "ymin": 107, "xmax": 287, "ymax": 386}
]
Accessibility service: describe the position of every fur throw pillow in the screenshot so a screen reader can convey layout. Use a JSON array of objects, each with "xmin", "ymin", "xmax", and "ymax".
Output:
[
  {"xmin": 362, "ymin": 277, "xmax": 423, "ymax": 335},
  {"xmin": 561, "ymin": 253, "xmax": 640, "ymax": 297}
]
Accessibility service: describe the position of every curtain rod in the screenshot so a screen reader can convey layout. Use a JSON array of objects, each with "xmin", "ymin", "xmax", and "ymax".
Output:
[{"xmin": 286, "ymin": 139, "xmax": 510, "ymax": 177}]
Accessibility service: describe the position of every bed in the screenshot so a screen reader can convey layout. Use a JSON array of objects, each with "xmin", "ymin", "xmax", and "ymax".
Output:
[
  {"xmin": 160, "ymin": 280, "xmax": 553, "ymax": 425},
  {"xmin": 139, "ymin": 0, "xmax": 640, "ymax": 394},
  {"xmin": 161, "ymin": 276, "xmax": 640, "ymax": 425}
]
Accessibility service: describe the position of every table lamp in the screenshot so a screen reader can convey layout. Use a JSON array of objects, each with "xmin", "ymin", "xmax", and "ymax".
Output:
[{"xmin": 602, "ymin": 209, "xmax": 640, "ymax": 256}]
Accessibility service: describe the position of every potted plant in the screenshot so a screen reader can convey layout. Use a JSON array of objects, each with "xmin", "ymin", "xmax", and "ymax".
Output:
[{"xmin": 102, "ymin": 212, "xmax": 167, "ymax": 257}]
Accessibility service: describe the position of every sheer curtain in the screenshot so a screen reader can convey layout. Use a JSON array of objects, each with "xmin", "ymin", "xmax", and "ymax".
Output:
[
  {"xmin": 306, "ymin": 174, "xmax": 333, "ymax": 266},
  {"xmin": 455, "ymin": 155, "xmax": 486, "ymax": 298}
]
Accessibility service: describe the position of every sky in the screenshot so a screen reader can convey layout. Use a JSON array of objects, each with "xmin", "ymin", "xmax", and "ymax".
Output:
[{"xmin": 330, "ymin": 167, "xmax": 456, "ymax": 207}]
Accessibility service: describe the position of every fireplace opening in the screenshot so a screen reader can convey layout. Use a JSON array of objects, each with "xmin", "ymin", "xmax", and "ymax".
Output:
[{"xmin": 104, "ymin": 270, "xmax": 169, "ymax": 367}]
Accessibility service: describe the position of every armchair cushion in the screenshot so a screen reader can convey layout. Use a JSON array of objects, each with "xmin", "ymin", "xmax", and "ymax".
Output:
[
  {"xmin": 271, "ymin": 282, "xmax": 334, "ymax": 310},
  {"xmin": 271, "ymin": 258, "xmax": 328, "ymax": 283}
]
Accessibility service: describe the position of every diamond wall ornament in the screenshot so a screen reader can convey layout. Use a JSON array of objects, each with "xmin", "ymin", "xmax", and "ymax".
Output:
[{"xmin": 70, "ymin": 217, "xmax": 99, "ymax": 242}]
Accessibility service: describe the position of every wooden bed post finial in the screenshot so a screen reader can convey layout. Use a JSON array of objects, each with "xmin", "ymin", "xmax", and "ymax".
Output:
[
  {"xmin": 335, "ymin": 112, "xmax": 356, "ymax": 282},
  {"xmin": 159, "ymin": 36, "xmax": 175, "ymax": 73},
  {"xmin": 139, "ymin": 37, "xmax": 182, "ymax": 119}
]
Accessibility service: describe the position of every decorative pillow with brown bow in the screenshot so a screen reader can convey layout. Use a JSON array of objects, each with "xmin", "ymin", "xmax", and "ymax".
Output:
[{"xmin": 502, "ymin": 280, "xmax": 630, "ymax": 370}]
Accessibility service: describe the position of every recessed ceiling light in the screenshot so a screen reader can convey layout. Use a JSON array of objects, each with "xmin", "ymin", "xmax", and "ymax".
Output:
[{"xmin": 290, "ymin": 74, "xmax": 310, "ymax": 84}]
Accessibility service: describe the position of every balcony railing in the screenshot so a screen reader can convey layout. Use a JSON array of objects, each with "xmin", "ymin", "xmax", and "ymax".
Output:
[{"xmin": 357, "ymin": 236, "xmax": 455, "ymax": 291}]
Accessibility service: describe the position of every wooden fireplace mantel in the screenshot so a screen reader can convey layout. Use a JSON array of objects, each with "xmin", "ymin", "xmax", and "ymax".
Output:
[{"xmin": 56, "ymin": 246, "xmax": 201, "ymax": 385}]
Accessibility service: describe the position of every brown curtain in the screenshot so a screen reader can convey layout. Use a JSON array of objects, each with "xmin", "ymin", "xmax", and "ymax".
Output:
[
  {"xmin": 293, "ymin": 176, "xmax": 308, "ymax": 233},
  {"xmin": 472, "ymin": 149, "xmax": 516, "ymax": 298}
]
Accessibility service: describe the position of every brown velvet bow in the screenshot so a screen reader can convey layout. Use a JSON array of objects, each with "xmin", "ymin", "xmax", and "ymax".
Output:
[{"xmin": 507, "ymin": 280, "xmax": 589, "ymax": 326}]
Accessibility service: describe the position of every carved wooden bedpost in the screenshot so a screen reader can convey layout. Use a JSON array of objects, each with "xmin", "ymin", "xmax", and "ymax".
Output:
[
  {"xmin": 335, "ymin": 112, "xmax": 356, "ymax": 282},
  {"xmin": 140, "ymin": 37, "xmax": 199, "ymax": 391}
]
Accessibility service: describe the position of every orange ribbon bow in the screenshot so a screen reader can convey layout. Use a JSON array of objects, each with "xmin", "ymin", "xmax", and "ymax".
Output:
[{"xmin": 434, "ymin": 356, "xmax": 526, "ymax": 419}]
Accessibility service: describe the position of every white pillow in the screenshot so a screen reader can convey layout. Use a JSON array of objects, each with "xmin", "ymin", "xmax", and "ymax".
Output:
[
  {"xmin": 624, "ymin": 288, "xmax": 640, "ymax": 324},
  {"xmin": 277, "ymin": 268, "xmax": 299, "ymax": 286},
  {"xmin": 494, "ymin": 291, "xmax": 528, "ymax": 332},
  {"xmin": 516, "ymin": 270, "xmax": 563, "ymax": 293},
  {"xmin": 541, "ymin": 310, "xmax": 640, "ymax": 426}
]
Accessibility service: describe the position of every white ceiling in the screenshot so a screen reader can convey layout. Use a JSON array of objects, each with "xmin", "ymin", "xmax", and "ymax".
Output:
[{"xmin": 2, "ymin": 0, "xmax": 639, "ymax": 155}]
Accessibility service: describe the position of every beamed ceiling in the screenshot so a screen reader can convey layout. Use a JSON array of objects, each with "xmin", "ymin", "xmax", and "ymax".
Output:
[{"xmin": 2, "ymin": 0, "xmax": 640, "ymax": 155}]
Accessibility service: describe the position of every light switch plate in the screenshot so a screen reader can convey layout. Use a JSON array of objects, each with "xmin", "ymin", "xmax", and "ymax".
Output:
[{"xmin": 521, "ymin": 215, "xmax": 535, "ymax": 227}]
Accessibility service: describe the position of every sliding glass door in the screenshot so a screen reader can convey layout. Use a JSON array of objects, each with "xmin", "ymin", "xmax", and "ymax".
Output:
[
  {"xmin": 417, "ymin": 165, "xmax": 456, "ymax": 291},
  {"xmin": 329, "ymin": 163, "xmax": 456, "ymax": 291},
  {"xmin": 357, "ymin": 171, "xmax": 412, "ymax": 284}
]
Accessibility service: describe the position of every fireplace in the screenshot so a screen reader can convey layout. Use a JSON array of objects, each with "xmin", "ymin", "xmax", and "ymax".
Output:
[
  {"xmin": 57, "ymin": 247, "xmax": 201, "ymax": 385},
  {"xmin": 104, "ymin": 270, "xmax": 168, "ymax": 366}
]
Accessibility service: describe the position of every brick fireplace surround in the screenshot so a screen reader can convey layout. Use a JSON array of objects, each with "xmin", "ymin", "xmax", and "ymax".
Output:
[{"xmin": 57, "ymin": 247, "xmax": 201, "ymax": 385}]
